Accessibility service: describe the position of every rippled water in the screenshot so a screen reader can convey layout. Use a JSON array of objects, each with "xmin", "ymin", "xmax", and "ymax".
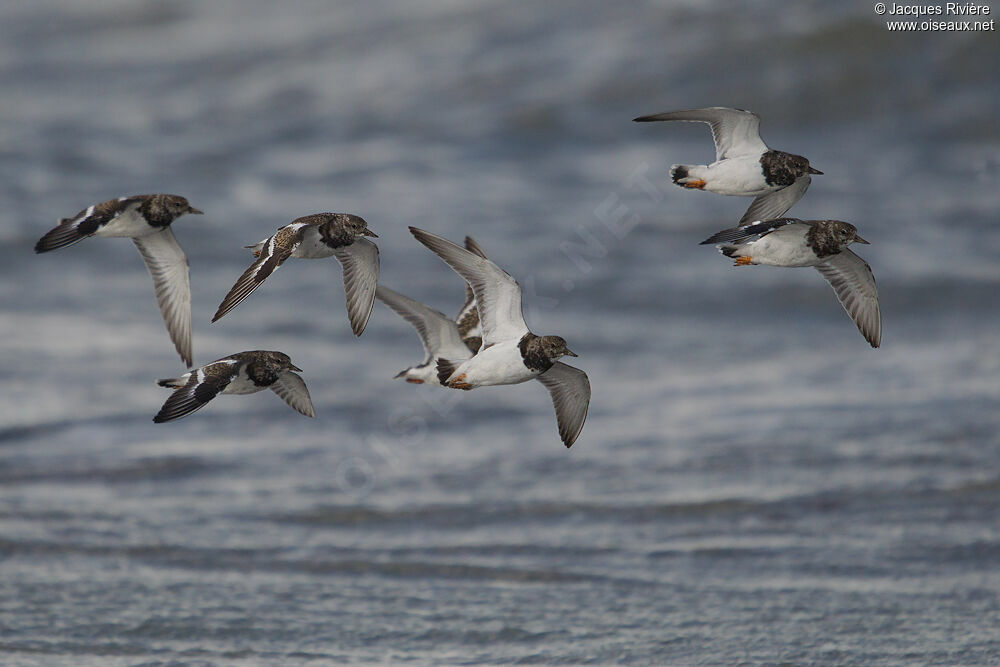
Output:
[{"xmin": 1, "ymin": 1, "xmax": 999, "ymax": 664}]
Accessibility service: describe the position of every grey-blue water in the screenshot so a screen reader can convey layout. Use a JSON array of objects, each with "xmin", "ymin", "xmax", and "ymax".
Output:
[{"xmin": 2, "ymin": 1, "xmax": 999, "ymax": 664}]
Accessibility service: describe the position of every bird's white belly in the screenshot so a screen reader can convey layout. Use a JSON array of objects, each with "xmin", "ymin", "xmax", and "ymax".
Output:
[
  {"xmin": 704, "ymin": 157, "xmax": 770, "ymax": 196},
  {"xmin": 94, "ymin": 209, "xmax": 157, "ymax": 238},
  {"xmin": 747, "ymin": 235, "xmax": 818, "ymax": 267},
  {"xmin": 454, "ymin": 343, "xmax": 536, "ymax": 387}
]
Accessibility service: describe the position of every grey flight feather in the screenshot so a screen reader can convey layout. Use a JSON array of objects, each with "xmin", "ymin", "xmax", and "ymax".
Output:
[
  {"xmin": 738, "ymin": 175, "xmax": 812, "ymax": 226},
  {"xmin": 133, "ymin": 228, "xmax": 193, "ymax": 367},
  {"xmin": 269, "ymin": 371, "xmax": 316, "ymax": 417},
  {"xmin": 333, "ymin": 237, "xmax": 379, "ymax": 336},
  {"xmin": 535, "ymin": 362, "xmax": 591, "ymax": 448},
  {"xmin": 633, "ymin": 107, "xmax": 767, "ymax": 161},
  {"xmin": 375, "ymin": 284, "xmax": 472, "ymax": 364},
  {"xmin": 409, "ymin": 227, "xmax": 528, "ymax": 345},
  {"xmin": 814, "ymin": 249, "xmax": 882, "ymax": 348}
]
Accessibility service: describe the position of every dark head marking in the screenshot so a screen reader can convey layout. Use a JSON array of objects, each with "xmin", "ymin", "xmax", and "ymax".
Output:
[
  {"xmin": 806, "ymin": 220, "xmax": 863, "ymax": 258},
  {"xmin": 244, "ymin": 350, "xmax": 301, "ymax": 387},
  {"xmin": 313, "ymin": 213, "xmax": 378, "ymax": 248},
  {"xmin": 518, "ymin": 333, "xmax": 576, "ymax": 372},
  {"xmin": 140, "ymin": 194, "xmax": 202, "ymax": 227},
  {"xmin": 760, "ymin": 150, "xmax": 817, "ymax": 187}
]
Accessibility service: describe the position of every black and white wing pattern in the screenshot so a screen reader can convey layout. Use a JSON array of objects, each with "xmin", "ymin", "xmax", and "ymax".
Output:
[
  {"xmin": 633, "ymin": 107, "xmax": 768, "ymax": 161},
  {"xmin": 133, "ymin": 228, "xmax": 193, "ymax": 366},
  {"xmin": 376, "ymin": 285, "xmax": 473, "ymax": 364},
  {"xmin": 700, "ymin": 218, "xmax": 801, "ymax": 247},
  {"xmin": 738, "ymin": 175, "xmax": 812, "ymax": 226},
  {"xmin": 269, "ymin": 371, "xmax": 316, "ymax": 418},
  {"xmin": 212, "ymin": 225, "xmax": 302, "ymax": 322},
  {"xmin": 153, "ymin": 362, "xmax": 238, "ymax": 423},
  {"xmin": 409, "ymin": 227, "xmax": 528, "ymax": 345},
  {"xmin": 34, "ymin": 197, "xmax": 141, "ymax": 253},
  {"xmin": 814, "ymin": 249, "xmax": 882, "ymax": 348},
  {"xmin": 535, "ymin": 362, "xmax": 591, "ymax": 448},
  {"xmin": 333, "ymin": 238, "xmax": 380, "ymax": 336}
]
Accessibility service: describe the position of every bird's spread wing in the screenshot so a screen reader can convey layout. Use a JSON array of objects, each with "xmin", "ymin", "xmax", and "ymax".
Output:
[
  {"xmin": 459, "ymin": 236, "xmax": 489, "ymax": 318},
  {"xmin": 463, "ymin": 236, "xmax": 489, "ymax": 259},
  {"xmin": 700, "ymin": 218, "xmax": 800, "ymax": 246},
  {"xmin": 153, "ymin": 364, "xmax": 235, "ymax": 423},
  {"xmin": 634, "ymin": 107, "xmax": 767, "ymax": 161},
  {"xmin": 409, "ymin": 227, "xmax": 528, "ymax": 345},
  {"xmin": 814, "ymin": 249, "xmax": 882, "ymax": 348},
  {"xmin": 376, "ymin": 285, "xmax": 472, "ymax": 363},
  {"xmin": 133, "ymin": 228, "xmax": 193, "ymax": 367},
  {"xmin": 269, "ymin": 371, "xmax": 315, "ymax": 417},
  {"xmin": 333, "ymin": 237, "xmax": 379, "ymax": 336},
  {"xmin": 212, "ymin": 228, "xmax": 299, "ymax": 322},
  {"xmin": 738, "ymin": 175, "xmax": 812, "ymax": 226},
  {"xmin": 535, "ymin": 362, "xmax": 591, "ymax": 448},
  {"xmin": 35, "ymin": 197, "xmax": 140, "ymax": 253}
]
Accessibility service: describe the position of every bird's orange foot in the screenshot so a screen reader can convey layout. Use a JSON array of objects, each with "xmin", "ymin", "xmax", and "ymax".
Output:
[
  {"xmin": 252, "ymin": 250, "xmax": 261, "ymax": 258},
  {"xmin": 448, "ymin": 374, "xmax": 473, "ymax": 390},
  {"xmin": 682, "ymin": 179, "xmax": 707, "ymax": 190},
  {"xmin": 734, "ymin": 256, "xmax": 754, "ymax": 266},
  {"xmin": 406, "ymin": 378, "xmax": 424, "ymax": 384}
]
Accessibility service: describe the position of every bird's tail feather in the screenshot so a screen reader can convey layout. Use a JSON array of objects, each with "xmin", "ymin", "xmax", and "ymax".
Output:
[
  {"xmin": 670, "ymin": 164, "xmax": 689, "ymax": 185},
  {"xmin": 436, "ymin": 358, "xmax": 458, "ymax": 386}
]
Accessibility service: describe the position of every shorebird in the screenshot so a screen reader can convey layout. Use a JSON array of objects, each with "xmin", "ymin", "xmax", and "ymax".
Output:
[
  {"xmin": 153, "ymin": 350, "xmax": 314, "ymax": 422},
  {"xmin": 701, "ymin": 218, "xmax": 881, "ymax": 347},
  {"xmin": 34, "ymin": 193, "xmax": 202, "ymax": 366},
  {"xmin": 409, "ymin": 227, "xmax": 591, "ymax": 448},
  {"xmin": 213, "ymin": 213, "xmax": 379, "ymax": 336},
  {"xmin": 633, "ymin": 107, "xmax": 821, "ymax": 225}
]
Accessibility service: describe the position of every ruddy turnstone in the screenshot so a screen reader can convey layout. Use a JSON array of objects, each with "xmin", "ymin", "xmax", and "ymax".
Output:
[
  {"xmin": 375, "ymin": 284, "xmax": 477, "ymax": 386},
  {"xmin": 212, "ymin": 213, "xmax": 379, "ymax": 336},
  {"xmin": 701, "ymin": 218, "xmax": 881, "ymax": 348},
  {"xmin": 34, "ymin": 194, "xmax": 202, "ymax": 366},
  {"xmin": 409, "ymin": 227, "xmax": 591, "ymax": 448},
  {"xmin": 377, "ymin": 236, "xmax": 487, "ymax": 385},
  {"xmin": 633, "ymin": 107, "xmax": 821, "ymax": 225},
  {"xmin": 153, "ymin": 350, "xmax": 314, "ymax": 422}
]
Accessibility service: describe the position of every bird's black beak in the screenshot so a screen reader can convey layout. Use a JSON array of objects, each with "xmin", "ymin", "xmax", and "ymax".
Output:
[
  {"xmin": 188, "ymin": 206, "xmax": 204, "ymax": 215},
  {"xmin": 809, "ymin": 167, "xmax": 823, "ymax": 175},
  {"xmin": 363, "ymin": 228, "xmax": 379, "ymax": 238},
  {"xmin": 854, "ymin": 234, "xmax": 870, "ymax": 245},
  {"xmin": 289, "ymin": 363, "xmax": 303, "ymax": 372},
  {"xmin": 564, "ymin": 349, "xmax": 578, "ymax": 357}
]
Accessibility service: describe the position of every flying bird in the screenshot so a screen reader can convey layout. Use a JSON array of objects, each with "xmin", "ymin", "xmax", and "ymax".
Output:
[
  {"xmin": 409, "ymin": 227, "xmax": 591, "ymax": 448},
  {"xmin": 376, "ymin": 237, "xmax": 490, "ymax": 385},
  {"xmin": 633, "ymin": 107, "xmax": 821, "ymax": 225},
  {"xmin": 701, "ymin": 218, "xmax": 881, "ymax": 347},
  {"xmin": 213, "ymin": 213, "xmax": 379, "ymax": 336},
  {"xmin": 34, "ymin": 193, "xmax": 202, "ymax": 366},
  {"xmin": 154, "ymin": 350, "xmax": 314, "ymax": 422}
]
